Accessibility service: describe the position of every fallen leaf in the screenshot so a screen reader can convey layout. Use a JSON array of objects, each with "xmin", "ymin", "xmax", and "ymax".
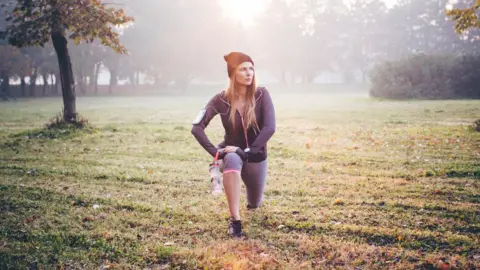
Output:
[
  {"xmin": 434, "ymin": 261, "xmax": 450, "ymax": 270},
  {"xmin": 306, "ymin": 138, "xmax": 312, "ymax": 149},
  {"xmin": 333, "ymin": 199, "xmax": 344, "ymax": 206},
  {"xmin": 83, "ymin": 217, "xmax": 94, "ymax": 222},
  {"xmin": 24, "ymin": 216, "xmax": 36, "ymax": 224},
  {"xmin": 164, "ymin": 241, "xmax": 174, "ymax": 246}
]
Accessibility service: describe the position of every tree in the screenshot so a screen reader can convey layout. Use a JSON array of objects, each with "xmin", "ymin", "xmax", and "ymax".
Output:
[
  {"xmin": 446, "ymin": 0, "xmax": 480, "ymax": 33},
  {"xmin": 2, "ymin": 0, "xmax": 133, "ymax": 122},
  {"xmin": 0, "ymin": 45, "xmax": 29, "ymax": 100},
  {"xmin": 122, "ymin": 0, "xmax": 225, "ymax": 90},
  {"xmin": 70, "ymin": 43, "xmax": 103, "ymax": 95},
  {"xmin": 21, "ymin": 47, "xmax": 53, "ymax": 96},
  {"xmin": 344, "ymin": 0, "xmax": 388, "ymax": 82},
  {"xmin": 254, "ymin": 0, "xmax": 305, "ymax": 84}
]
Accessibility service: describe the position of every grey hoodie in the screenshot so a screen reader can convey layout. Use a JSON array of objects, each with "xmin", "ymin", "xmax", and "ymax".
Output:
[{"xmin": 191, "ymin": 87, "xmax": 276, "ymax": 162}]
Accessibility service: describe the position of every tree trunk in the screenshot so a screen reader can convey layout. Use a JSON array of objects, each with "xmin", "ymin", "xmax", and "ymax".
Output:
[
  {"xmin": 83, "ymin": 75, "xmax": 87, "ymax": 94},
  {"xmin": 75, "ymin": 68, "xmax": 86, "ymax": 95},
  {"xmin": 48, "ymin": 74, "xmax": 54, "ymax": 95},
  {"xmin": 55, "ymin": 73, "xmax": 60, "ymax": 95},
  {"xmin": 77, "ymin": 74, "xmax": 86, "ymax": 95},
  {"xmin": 1, "ymin": 73, "xmax": 10, "ymax": 101},
  {"xmin": 51, "ymin": 30, "xmax": 77, "ymax": 122},
  {"xmin": 94, "ymin": 63, "xmax": 100, "ymax": 94},
  {"xmin": 109, "ymin": 69, "xmax": 118, "ymax": 94},
  {"xmin": 29, "ymin": 69, "xmax": 37, "ymax": 97},
  {"xmin": 135, "ymin": 71, "xmax": 140, "ymax": 85},
  {"xmin": 21, "ymin": 77, "xmax": 26, "ymax": 97},
  {"xmin": 88, "ymin": 68, "xmax": 95, "ymax": 93},
  {"xmin": 42, "ymin": 74, "xmax": 48, "ymax": 96},
  {"xmin": 129, "ymin": 73, "xmax": 135, "ymax": 89},
  {"xmin": 361, "ymin": 67, "xmax": 367, "ymax": 83}
]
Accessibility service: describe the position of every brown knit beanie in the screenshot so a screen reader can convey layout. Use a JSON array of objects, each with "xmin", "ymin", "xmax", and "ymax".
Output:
[{"xmin": 224, "ymin": 52, "xmax": 254, "ymax": 77}]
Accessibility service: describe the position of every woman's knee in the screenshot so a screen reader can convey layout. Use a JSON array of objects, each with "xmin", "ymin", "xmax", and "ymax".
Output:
[
  {"xmin": 223, "ymin": 152, "xmax": 243, "ymax": 173},
  {"xmin": 224, "ymin": 152, "xmax": 242, "ymax": 162}
]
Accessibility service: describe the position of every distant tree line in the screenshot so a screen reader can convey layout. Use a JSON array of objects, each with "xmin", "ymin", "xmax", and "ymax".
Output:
[
  {"xmin": 370, "ymin": 54, "xmax": 480, "ymax": 99},
  {"xmin": 371, "ymin": 0, "xmax": 480, "ymax": 99},
  {"xmin": 0, "ymin": 0, "xmax": 479, "ymax": 101}
]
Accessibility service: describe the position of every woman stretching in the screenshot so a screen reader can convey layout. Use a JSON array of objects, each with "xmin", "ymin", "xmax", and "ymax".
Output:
[{"xmin": 191, "ymin": 52, "xmax": 276, "ymax": 238}]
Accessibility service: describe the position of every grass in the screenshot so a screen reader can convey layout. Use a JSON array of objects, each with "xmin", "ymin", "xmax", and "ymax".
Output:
[{"xmin": 0, "ymin": 88, "xmax": 479, "ymax": 269}]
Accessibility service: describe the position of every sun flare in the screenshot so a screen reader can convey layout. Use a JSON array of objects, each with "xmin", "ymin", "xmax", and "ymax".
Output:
[{"xmin": 218, "ymin": 0, "xmax": 270, "ymax": 27}]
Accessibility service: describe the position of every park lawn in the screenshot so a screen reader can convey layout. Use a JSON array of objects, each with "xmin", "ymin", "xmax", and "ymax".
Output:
[{"xmin": 0, "ymin": 90, "xmax": 479, "ymax": 269}]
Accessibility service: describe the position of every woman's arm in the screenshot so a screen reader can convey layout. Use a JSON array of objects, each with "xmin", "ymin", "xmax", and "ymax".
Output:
[
  {"xmin": 249, "ymin": 88, "xmax": 276, "ymax": 154},
  {"xmin": 191, "ymin": 95, "xmax": 220, "ymax": 158}
]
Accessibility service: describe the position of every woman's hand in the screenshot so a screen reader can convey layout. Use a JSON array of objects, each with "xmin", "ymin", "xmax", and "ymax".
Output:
[
  {"xmin": 219, "ymin": 146, "xmax": 247, "ymax": 161},
  {"xmin": 224, "ymin": 146, "xmax": 239, "ymax": 153}
]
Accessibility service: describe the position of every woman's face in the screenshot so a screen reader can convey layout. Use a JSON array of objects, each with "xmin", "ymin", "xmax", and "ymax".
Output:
[{"xmin": 234, "ymin": 61, "xmax": 254, "ymax": 86}]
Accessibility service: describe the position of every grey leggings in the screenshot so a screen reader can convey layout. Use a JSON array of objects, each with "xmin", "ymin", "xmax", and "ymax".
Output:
[{"xmin": 221, "ymin": 153, "xmax": 268, "ymax": 208}]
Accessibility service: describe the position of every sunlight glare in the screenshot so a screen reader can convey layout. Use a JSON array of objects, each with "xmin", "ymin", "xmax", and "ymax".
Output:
[{"xmin": 218, "ymin": 0, "xmax": 270, "ymax": 27}]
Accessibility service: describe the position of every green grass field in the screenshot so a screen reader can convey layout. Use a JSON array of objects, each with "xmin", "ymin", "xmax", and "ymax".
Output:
[{"xmin": 0, "ymin": 89, "xmax": 479, "ymax": 269}]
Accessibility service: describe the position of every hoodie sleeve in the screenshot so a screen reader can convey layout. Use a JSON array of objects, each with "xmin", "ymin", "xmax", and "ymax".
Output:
[
  {"xmin": 191, "ymin": 95, "xmax": 220, "ymax": 158},
  {"xmin": 249, "ymin": 88, "xmax": 276, "ymax": 154}
]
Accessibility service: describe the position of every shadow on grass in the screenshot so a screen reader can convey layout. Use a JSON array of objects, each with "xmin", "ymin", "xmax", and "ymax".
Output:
[
  {"xmin": 0, "ymin": 185, "xmax": 170, "ymax": 269},
  {"xmin": 1, "ymin": 123, "xmax": 95, "ymax": 153},
  {"xmin": 10, "ymin": 125, "xmax": 94, "ymax": 140},
  {"xmin": 391, "ymin": 203, "xmax": 480, "ymax": 225},
  {"xmin": 272, "ymin": 220, "xmax": 477, "ymax": 255},
  {"xmin": 0, "ymin": 165, "xmax": 80, "ymax": 178},
  {"xmin": 356, "ymin": 202, "xmax": 480, "ymax": 235}
]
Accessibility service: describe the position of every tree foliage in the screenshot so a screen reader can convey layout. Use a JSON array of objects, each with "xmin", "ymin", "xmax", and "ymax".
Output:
[
  {"xmin": 1, "ymin": 0, "xmax": 133, "ymax": 121},
  {"xmin": 0, "ymin": 45, "xmax": 28, "ymax": 78},
  {"xmin": 370, "ymin": 54, "xmax": 480, "ymax": 99},
  {"xmin": 3, "ymin": 0, "xmax": 133, "ymax": 53},
  {"xmin": 1, "ymin": 0, "xmax": 479, "ymax": 100},
  {"xmin": 446, "ymin": 0, "xmax": 480, "ymax": 33}
]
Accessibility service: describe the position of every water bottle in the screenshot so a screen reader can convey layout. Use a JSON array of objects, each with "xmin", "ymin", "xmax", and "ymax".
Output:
[
  {"xmin": 209, "ymin": 161, "xmax": 223, "ymax": 195},
  {"xmin": 209, "ymin": 151, "xmax": 223, "ymax": 195}
]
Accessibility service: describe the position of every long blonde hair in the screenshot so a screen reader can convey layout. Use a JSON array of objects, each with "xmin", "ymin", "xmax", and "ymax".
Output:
[{"xmin": 224, "ymin": 73, "xmax": 259, "ymax": 134}]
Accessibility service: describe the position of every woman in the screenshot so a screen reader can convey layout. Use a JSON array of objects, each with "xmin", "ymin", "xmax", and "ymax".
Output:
[{"xmin": 191, "ymin": 52, "xmax": 276, "ymax": 238}]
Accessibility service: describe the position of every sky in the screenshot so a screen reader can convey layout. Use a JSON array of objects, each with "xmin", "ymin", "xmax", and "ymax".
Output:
[{"xmin": 218, "ymin": 0, "xmax": 400, "ymax": 28}]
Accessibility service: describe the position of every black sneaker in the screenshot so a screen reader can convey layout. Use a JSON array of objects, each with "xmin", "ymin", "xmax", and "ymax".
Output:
[{"xmin": 228, "ymin": 218, "xmax": 244, "ymax": 238}]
